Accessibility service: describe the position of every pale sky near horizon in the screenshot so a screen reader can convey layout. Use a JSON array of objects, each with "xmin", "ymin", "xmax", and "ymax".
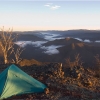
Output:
[{"xmin": 0, "ymin": 0, "xmax": 100, "ymax": 31}]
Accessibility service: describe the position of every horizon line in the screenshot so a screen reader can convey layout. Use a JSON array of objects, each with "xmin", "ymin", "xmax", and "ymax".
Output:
[
  {"xmin": 1, "ymin": 28, "xmax": 100, "ymax": 32},
  {"xmin": 13, "ymin": 29, "xmax": 100, "ymax": 32}
]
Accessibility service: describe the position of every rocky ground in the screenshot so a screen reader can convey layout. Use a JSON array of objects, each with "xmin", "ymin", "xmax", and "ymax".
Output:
[{"xmin": 0, "ymin": 62, "xmax": 100, "ymax": 100}]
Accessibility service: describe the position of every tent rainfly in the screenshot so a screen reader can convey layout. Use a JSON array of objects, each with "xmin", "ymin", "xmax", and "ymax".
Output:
[{"xmin": 0, "ymin": 64, "xmax": 47, "ymax": 99}]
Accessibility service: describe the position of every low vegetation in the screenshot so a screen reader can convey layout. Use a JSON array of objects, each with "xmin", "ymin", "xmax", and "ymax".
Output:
[
  {"xmin": 65, "ymin": 53, "xmax": 83, "ymax": 68},
  {"xmin": 0, "ymin": 62, "xmax": 99, "ymax": 100}
]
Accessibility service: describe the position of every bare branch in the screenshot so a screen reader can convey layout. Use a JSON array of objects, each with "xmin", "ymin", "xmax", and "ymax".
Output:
[
  {"xmin": 65, "ymin": 53, "xmax": 83, "ymax": 67},
  {"xmin": 0, "ymin": 27, "xmax": 14, "ymax": 64},
  {"xmin": 12, "ymin": 44, "xmax": 24, "ymax": 64}
]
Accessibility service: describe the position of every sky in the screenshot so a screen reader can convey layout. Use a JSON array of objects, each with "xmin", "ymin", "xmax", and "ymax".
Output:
[{"xmin": 0, "ymin": 0, "xmax": 100, "ymax": 31}]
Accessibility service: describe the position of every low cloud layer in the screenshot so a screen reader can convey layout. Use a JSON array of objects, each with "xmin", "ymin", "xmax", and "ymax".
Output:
[
  {"xmin": 15, "ymin": 34, "xmax": 100, "ymax": 55},
  {"xmin": 84, "ymin": 39, "xmax": 91, "ymax": 43},
  {"xmin": 41, "ymin": 32, "xmax": 64, "ymax": 41},
  {"xmin": 15, "ymin": 41, "xmax": 47, "ymax": 48},
  {"xmin": 95, "ymin": 40, "xmax": 100, "ymax": 43},
  {"xmin": 15, "ymin": 41, "xmax": 64, "ymax": 55},
  {"xmin": 74, "ymin": 38, "xmax": 83, "ymax": 41},
  {"xmin": 41, "ymin": 45, "xmax": 63, "ymax": 55},
  {"xmin": 75, "ymin": 38, "xmax": 91, "ymax": 43}
]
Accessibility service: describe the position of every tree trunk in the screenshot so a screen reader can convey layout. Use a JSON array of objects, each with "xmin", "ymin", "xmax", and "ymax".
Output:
[{"xmin": 4, "ymin": 54, "xmax": 8, "ymax": 64}]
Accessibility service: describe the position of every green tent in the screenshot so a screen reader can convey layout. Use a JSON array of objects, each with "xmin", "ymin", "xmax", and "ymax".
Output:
[{"xmin": 0, "ymin": 64, "xmax": 47, "ymax": 99}]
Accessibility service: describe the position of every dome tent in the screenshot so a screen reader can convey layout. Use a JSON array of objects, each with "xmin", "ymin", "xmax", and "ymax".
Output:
[{"xmin": 0, "ymin": 64, "xmax": 47, "ymax": 99}]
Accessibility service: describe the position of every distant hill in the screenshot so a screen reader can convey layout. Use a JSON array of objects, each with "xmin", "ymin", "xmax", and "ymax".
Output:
[
  {"xmin": 15, "ymin": 33, "xmax": 46, "ymax": 41},
  {"xmin": 12, "ymin": 29, "xmax": 100, "ymax": 41},
  {"xmin": 43, "ymin": 37, "xmax": 82, "ymax": 46},
  {"xmin": 18, "ymin": 38, "xmax": 100, "ymax": 67},
  {"xmin": 58, "ymin": 43, "xmax": 97, "ymax": 66}
]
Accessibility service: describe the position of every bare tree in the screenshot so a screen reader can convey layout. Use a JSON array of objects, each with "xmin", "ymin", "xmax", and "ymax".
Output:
[
  {"xmin": 65, "ymin": 53, "xmax": 83, "ymax": 67},
  {"xmin": 0, "ymin": 27, "xmax": 24, "ymax": 64},
  {"xmin": 0, "ymin": 27, "xmax": 14, "ymax": 64},
  {"xmin": 12, "ymin": 44, "xmax": 24, "ymax": 64}
]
